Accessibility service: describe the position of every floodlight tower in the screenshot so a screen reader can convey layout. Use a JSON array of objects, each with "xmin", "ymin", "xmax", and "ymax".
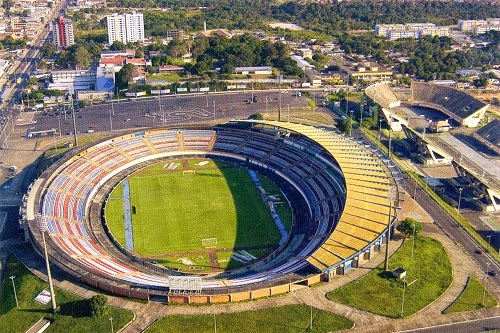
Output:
[
  {"xmin": 37, "ymin": 214, "xmax": 57, "ymax": 314},
  {"xmin": 384, "ymin": 185, "xmax": 397, "ymax": 271}
]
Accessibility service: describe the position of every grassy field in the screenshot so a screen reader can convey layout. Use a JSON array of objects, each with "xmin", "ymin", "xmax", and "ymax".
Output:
[
  {"xmin": 105, "ymin": 159, "xmax": 292, "ymax": 270},
  {"xmin": 144, "ymin": 304, "xmax": 353, "ymax": 333},
  {"xmin": 0, "ymin": 255, "xmax": 133, "ymax": 333},
  {"xmin": 327, "ymin": 236, "xmax": 452, "ymax": 318},
  {"xmin": 444, "ymin": 276, "xmax": 497, "ymax": 314}
]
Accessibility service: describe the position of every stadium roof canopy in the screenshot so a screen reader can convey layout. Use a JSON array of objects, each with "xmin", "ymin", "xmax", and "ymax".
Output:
[
  {"xmin": 410, "ymin": 81, "xmax": 489, "ymax": 128},
  {"xmin": 474, "ymin": 119, "xmax": 500, "ymax": 155}
]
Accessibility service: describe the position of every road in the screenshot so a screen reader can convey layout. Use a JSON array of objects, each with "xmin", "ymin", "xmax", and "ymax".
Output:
[
  {"xmin": 403, "ymin": 176, "xmax": 499, "ymax": 291},
  {"xmin": 401, "ymin": 316, "xmax": 500, "ymax": 333}
]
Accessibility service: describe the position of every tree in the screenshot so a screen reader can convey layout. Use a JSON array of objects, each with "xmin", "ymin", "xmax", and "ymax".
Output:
[
  {"xmin": 336, "ymin": 118, "xmax": 352, "ymax": 135},
  {"xmin": 248, "ymin": 113, "xmax": 264, "ymax": 120},
  {"xmin": 89, "ymin": 295, "xmax": 108, "ymax": 317},
  {"xmin": 110, "ymin": 40, "xmax": 126, "ymax": 51},
  {"xmin": 396, "ymin": 218, "xmax": 423, "ymax": 239},
  {"xmin": 473, "ymin": 75, "xmax": 488, "ymax": 88},
  {"xmin": 115, "ymin": 63, "xmax": 136, "ymax": 90}
]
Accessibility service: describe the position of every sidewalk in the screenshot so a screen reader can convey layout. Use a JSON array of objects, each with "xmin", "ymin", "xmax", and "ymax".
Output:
[{"xmin": 5, "ymin": 227, "xmax": 499, "ymax": 333}]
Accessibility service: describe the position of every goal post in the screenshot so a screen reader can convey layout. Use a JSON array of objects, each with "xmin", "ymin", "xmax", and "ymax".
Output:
[{"xmin": 202, "ymin": 238, "xmax": 218, "ymax": 249}]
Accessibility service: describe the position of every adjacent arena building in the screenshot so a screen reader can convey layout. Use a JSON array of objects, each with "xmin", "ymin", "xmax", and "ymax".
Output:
[{"xmin": 23, "ymin": 120, "xmax": 404, "ymax": 303}]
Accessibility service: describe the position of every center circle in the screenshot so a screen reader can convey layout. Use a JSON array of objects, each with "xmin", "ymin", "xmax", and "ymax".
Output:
[{"xmin": 104, "ymin": 157, "xmax": 293, "ymax": 274}]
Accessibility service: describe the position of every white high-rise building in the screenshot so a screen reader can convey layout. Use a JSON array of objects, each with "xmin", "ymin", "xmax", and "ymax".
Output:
[{"xmin": 106, "ymin": 12, "xmax": 144, "ymax": 45}]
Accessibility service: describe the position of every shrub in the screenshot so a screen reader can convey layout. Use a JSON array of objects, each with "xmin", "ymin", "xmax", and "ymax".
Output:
[{"xmin": 89, "ymin": 295, "xmax": 108, "ymax": 317}]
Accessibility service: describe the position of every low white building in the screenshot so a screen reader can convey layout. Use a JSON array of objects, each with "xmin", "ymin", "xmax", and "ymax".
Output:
[{"xmin": 234, "ymin": 66, "xmax": 273, "ymax": 75}]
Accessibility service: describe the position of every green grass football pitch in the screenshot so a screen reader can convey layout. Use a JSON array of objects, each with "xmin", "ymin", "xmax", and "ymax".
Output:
[{"xmin": 105, "ymin": 159, "xmax": 290, "ymax": 257}]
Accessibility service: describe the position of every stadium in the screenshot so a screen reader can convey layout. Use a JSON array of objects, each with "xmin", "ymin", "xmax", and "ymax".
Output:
[{"xmin": 23, "ymin": 120, "xmax": 404, "ymax": 303}]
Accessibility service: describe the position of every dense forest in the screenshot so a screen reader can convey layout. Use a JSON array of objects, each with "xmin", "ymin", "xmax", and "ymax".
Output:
[{"xmin": 130, "ymin": 0, "xmax": 500, "ymax": 34}]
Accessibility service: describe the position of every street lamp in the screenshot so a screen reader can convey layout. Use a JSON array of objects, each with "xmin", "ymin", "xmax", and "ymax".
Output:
[
  {"xmin": 109, "ymin": 316, "xmax": 114, "ymax": 333},
  {"xmin": 287, "ymin": 104, "xmax": 290, "ymax": 122},
  {"xmin": 350, "ymin": 110, "xmax": 354, "ymax": 136},
  {"xmin": 212, "ymin": 304, "xmax": 217, "ymax": 333},
  {"xmin": 486, "ymin": 234, "xmax": 492, "ymax": 250},
  {"xmin": 109, "ymin": 109, "xmax": 113, "ymax": 132},
  {"xmin": 384, "ymin": 185, "xmax": 397, "ymax": 271},
  {"xmin": 379, "ymin": 117, "xmax": 382, "ymax": 144},
  {"xmin": 482, "ymin": 262, "xmax": 489, "ymax": 306},
  {"xmin": 37, "ymin": 214, "xmax": 57, "ymax": 314},
  {"xmin": 9, "ymin": 276, "xmax": 18, "ymax": 307},
  {"xmin": 411, "ymin": 223, "xmax": 416, "ymax": 259},
  {"xmin": 400, "ymin": 280, "xmax": 407, "ymax": 317},
  {"xmin": 457, "ymin": 187, "xmax": 463, "ymax": 213},
  {"xmin": 388, "ymin": 113, "xmax": 392, "ymax": 158}
]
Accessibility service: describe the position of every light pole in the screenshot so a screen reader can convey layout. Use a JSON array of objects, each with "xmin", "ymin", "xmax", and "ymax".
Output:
[
  {"xmin": 482, "ymin": 262, "xmax": 489, "ymax": 306},
  {"xmin": 287, "ymin": 104, "xmax": 290, "ymax": 122},
  {"xmin": 350, "ymin": 110, "xmax": 354, "ymax": 136},
  {"xmin": 384, "ymin": 185, "xmax": 396, "ymax": 271},
  {"xmin": 378, "ymin": 117, "xmax": 382, "ymax": 144},
  {"xmin": 9, "ymin": 276, "xmax": 18, "ymax": 307},
  {"xmin": 57, "ymin": 115, "xmax": 61, "ymax": 138},
  {"xmin": 486, "ymin": 234, "xmax": 492, "ymax": 248},
  {"xmin": 109, "ymin": 109, "xmax": 113, "ymax": 132},
  {"xmin": 310, "ymin": 305, "xmax": 313, "ymax": 330},
  {"xmin": 37, "ymin": 214, "xmax": 57, "ymax": 314},
  {"xmin": 110, "ymin": 316, "xmax": 114, "ymax": 333},
  {"xmin": 69, "ymin": 90, "xmax": 78, "ymax": 147},
  {"xmin": 278, "ymin": 75, "xmax": 282, "ymax": 121},
  {"xmin": 212, "ymin": 304, "xmax": 217, "ymax": 333},
  {"xmin": 400, "ymin": 280, "xmax": 406, "ymax": 317},
  {"xmin": 388, "ymin": 113, "xmax": 392, "ymax": 158},
  {"xmin": 457, "ymin": 187, "xmax": 463, "ymax": 213},
  {"xmin": 411, "ymin": 223, "xmax": 416, "ymax": 259},
  {"xmin": 213, "ymin": 100, "xmax": 216, "ymax": 121}
]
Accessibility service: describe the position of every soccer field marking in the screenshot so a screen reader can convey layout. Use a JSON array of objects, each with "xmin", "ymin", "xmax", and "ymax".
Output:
[
  {"xmin": 107, "ymin": 159, "xmax": 286, "ymax": 270},
  {"xmin": 122, "ymin": 180, "xmax": 134, "ymax": 251}
]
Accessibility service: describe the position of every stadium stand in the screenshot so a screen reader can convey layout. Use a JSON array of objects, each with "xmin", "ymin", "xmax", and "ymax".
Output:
[
  {"xmin": 365, "ymin": 83, "xmax": 401, "ymax": 109},
  {"xmin": 474, "ymin": 119, "xmax": 500, "ymax": 155},
  {"xmin": 410, "ymin": 81, "xmax": 489, "ymax": 128},
  {"xmin": 26, "ymin": 121, "xmax": 403, "ymax": 300}
]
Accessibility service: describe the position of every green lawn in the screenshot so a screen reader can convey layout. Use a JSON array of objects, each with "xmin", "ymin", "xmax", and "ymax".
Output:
[
  {"xmin": 0, "ymin": 255, "xmax": 134, "ymax": 333},
  {"xmin": 144, "ymin": 304, "xmax": 353, "ymax": 333},
  {"xmin": 444, "ymin": 276, "xmax": 497, "ymax": 314},
  {"xmin": 105, "ymin": 159, "xmax": 290, "ymax": 260},
  {"xmin": 327, "ymin": 236, "xmax": 452, "ymax": 318}
]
